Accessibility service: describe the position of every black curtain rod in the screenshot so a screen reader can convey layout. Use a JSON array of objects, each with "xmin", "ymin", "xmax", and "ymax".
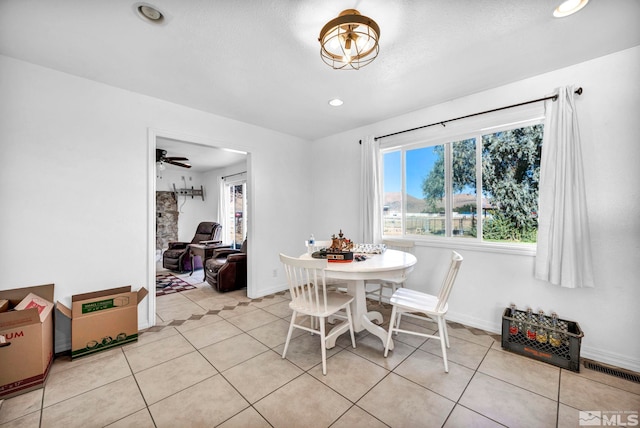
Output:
[
  {"xmin": 222, "ymin": 171, "xmax": 247, "ymax": 180},
  {"xmin": 368, "ymin": 87, "xmax": 583, "ymax": 142}
]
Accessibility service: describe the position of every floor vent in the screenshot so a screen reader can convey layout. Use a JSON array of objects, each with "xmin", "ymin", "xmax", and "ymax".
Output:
[{"xmin": 583, "ymin": 359, "xmax": 640, "ymax": 384}]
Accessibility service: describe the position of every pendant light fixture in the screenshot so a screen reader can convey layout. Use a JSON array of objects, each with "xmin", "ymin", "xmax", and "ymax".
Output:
[{"xmin": 319, "ymin": 9, "xmax": 380, "ymax": 70}]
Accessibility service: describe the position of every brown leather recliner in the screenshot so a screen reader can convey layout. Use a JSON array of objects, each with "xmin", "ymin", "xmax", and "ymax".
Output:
[
  {"xmin": 205, "ymin": 240, "xmax": 247, "ymax": 292},
  {"xmin": 162, "ymin": 222, "xmax": 222, "ymax": 272}
]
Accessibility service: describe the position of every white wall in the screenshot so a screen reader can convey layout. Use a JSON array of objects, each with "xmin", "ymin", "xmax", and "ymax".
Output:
[
  {"xmin": 156, "ymin": 167, "xmax": 213, "ymax": 243},
  {"xmin": 311, "ymin": 46, "xmax": 640, "ymax": 372},
  {"xmin": 2, "ymin": 47, "xmax": 638, "ymax": 371},
  {"xmin": 0, "ymin": 55, "xmax": 311, "ymax": 353}
]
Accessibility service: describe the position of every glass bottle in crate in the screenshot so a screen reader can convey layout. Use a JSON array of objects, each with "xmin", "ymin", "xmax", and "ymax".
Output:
[
  {"xmin": 508, "ymin": 304, "xmax": 519, "ymax": 336},
  {"xmin": 536, "ymin": 310, "xmax": 548, "ymax": 344},
  {"xmin": 525, "ymin": 308, "xmax": 537, "ymax": 341},
  {"xmin": 549, "ymin": 312, "xmax": 562, "ymax": 348}
]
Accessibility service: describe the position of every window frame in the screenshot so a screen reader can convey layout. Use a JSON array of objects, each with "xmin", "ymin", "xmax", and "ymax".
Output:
[{"xmin": 379, "ymin": 105, "xmax": 545, "ymax": 255}]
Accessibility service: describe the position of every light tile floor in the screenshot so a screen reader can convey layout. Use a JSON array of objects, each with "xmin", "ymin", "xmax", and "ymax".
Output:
[{"xmin": 1, "ymin": 272, "xmax": 639, "ymax": 427}]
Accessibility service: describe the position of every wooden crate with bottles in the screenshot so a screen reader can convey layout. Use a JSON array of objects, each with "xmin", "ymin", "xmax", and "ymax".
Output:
[{"xmin": 501, "ymin": 305, "xmax": 584, "ymax": 372}]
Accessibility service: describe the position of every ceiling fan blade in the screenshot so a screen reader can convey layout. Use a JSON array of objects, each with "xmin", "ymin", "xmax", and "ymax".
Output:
[
  {"xmin": 166, "ymin": 159, "xmax": 192, "ymax": 168},
  {"xmin": 164, "ymin": 156, "xmax": 189, "ymax": 161}
]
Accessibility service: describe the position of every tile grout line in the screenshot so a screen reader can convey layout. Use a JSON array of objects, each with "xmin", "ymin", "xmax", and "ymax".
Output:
[
  {"xmin": 155, "ymin": 294, "xmax": 510, "ymax": 427},
  {"xmin": 4, "ymin": 281, "xmax": 635, "ymax": 428},
  {"xmin": 141, "ymin": 287, "xmax": 288, "ymax": 427},
  {"xmin": 556, "ymin": 369, "xmax": 563, "ymax": 428},
  {"xmin": 379, "ymin": 323, "xmax": 500, "ymax": 428},
  {"xmin": 200, "ymin": 304, "xmax": 617, "ymax": 426},
  {"xmin": 120, "ymin": 347, "xmax": 158, "ymax": 428},
  {"xmin": 442, "ymin": 338, "xmax": 505, "ymax": 427},
  {"xmin": 25, "ymin": 284, "xmax": 637, "ymax": 428}
]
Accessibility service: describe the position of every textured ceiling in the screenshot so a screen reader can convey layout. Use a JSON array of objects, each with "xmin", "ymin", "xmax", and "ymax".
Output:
[
  {"xmin": 156, "ymin": 137, "xmax": 246, "ymax": 172},
  {"xmin": 1, "ymin": 0, "xmax": 639, "ymax": 143}
]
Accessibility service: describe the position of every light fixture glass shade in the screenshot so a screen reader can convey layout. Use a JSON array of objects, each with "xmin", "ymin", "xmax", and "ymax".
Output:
[
  {"xmin": 553, "ymin": 0, "xmax": 589, "ymax": 17},
  {"xmin": 319, "ymin": 9, "xmax": 380, "ymax": 70}
]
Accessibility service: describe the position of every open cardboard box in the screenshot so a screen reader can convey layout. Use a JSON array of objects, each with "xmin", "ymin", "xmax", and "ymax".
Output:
[
  {"xmin": 57, "ymin": 286, "xmax": 148, "ymax": 359},
  {"xmin": 0, "ymin": 284, "xmax": 55, "ymax": 399}
]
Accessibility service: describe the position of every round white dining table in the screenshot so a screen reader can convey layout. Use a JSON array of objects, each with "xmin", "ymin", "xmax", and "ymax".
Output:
[{"xmin": 300, "ymin": 249, "xmax": 417, "ymax": 350}]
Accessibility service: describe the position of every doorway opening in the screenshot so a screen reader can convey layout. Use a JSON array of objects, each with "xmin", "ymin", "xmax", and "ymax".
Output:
[{"xmin": 147, "ymin": 129, "xmax": 250, "ymax": 328}]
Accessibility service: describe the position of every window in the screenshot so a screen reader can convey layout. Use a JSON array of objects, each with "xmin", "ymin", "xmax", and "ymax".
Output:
[
  {"xmin": 223, "ymin": 179, "xmax": 246, "ymax": 248},
  {"xmin": 382, "ymin": 121, "xmax": 543, "ymax": 245}
]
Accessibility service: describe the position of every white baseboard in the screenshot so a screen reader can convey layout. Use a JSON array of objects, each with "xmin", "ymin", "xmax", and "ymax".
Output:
[
  {"xmin": 446, "ymin": 310, "xmax": 502, "ymax": 335},
  {"xmin": 580, "ymin": 346, "xmax": 640, "ymax": 373},
  {"xmin": 446, "ymin": 310, "xmax": 640, "ymax": 373},
  {"xmin": 249, "ymin": 284, "xmax": 288, "ymax": 299}
]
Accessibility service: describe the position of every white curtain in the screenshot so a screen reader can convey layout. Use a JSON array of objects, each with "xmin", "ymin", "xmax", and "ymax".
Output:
[
  {"xmin": 360, "ymin": 135, "xmax": 382, "ymax": 244},
  {"xmin": 535, "ymin": 86, "xmax": 594, "ymax": 288}
]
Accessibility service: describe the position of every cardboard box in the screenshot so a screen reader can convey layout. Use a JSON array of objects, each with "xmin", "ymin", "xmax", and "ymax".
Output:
[
  {"xmin": 15, "ymin": 293, "xmax": 54, "ymax": 322},
  {"xmin": 57, "ymin": 286, "xmax": 148, "ymax": 359},
  {"xmin": 0, "ymin": 284, "xmax": 55, "ymax": 399}
]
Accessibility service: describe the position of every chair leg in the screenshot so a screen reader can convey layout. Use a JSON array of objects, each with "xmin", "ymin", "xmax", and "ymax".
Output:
[
  {"xmin": 282, "ymin": 310, "xmax": 297, "ymax": 359},
  {"xmin": 437, "ymin": 316, "xmax": 449, "ymax": 373},
  {"xmin": 310, "ymin": 315, "xmax": 317, "ymax": 334},
  {"xmin": 394, "ymin": 312, "xmax": 402, "ymax": 335},
  {"xmin": 377, "ymin": 283, "xmax": 383, "ymax": 303},
  {"xmin": 442, "ymin": 317, "xmax": 450, "ymax": 348},
  {"xmin": 320, "ymin": 316, "xmax": 327, "ymax": 375},
  {"xmin": 345, "ymin": 304, "xmax": 356, "ymax": 349},
  {"xmin": 384, "ymin": 306, "xmax": 397, "ymax": 357}
]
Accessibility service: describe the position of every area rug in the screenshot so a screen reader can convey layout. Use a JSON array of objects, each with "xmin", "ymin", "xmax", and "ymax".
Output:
[{"xmin": 156, "ymin": 273, "xmax": 197, "ymax": 297}]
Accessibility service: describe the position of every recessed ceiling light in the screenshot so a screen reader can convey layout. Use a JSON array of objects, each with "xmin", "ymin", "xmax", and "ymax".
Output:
[
  {"xmin": 135, "ymin": 3, "xmax": 165, "ymax": 24},
  {"xmin": 328, "ymin": 98, "xmax": 344, "ymax": 107},
  {"xmin": 553, "ymin": 0, "xmax": 589, "ymax": 18}
]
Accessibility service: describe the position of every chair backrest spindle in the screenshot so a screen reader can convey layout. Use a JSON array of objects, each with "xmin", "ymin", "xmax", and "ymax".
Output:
[
  {"xmin": 280, "ymin": 253, "xmax": 329, "ymax": 314},
  {"xmin": 435, "ymin": 251, "xmax": 463, "ymax": 312}
]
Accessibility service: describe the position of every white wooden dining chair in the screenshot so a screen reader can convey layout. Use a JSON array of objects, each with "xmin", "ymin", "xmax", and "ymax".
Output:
[
  {"xmin": 384, "ymin": 251, "xmax": 463, "ymax": 373},
  {"xmin": 279, "ymin": 253, "xmax": 356, "ymax": 375},
  {"xmin": 365, "ymin": 239, "xmax": 415, "ymax": 303}
]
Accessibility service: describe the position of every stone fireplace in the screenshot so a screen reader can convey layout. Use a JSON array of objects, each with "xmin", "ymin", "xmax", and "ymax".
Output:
[{"xmin": 156, "ymin": 191, "xmax": 178, "ymax": 254}]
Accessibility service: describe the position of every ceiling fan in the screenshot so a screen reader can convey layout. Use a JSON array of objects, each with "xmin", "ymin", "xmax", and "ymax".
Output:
[{"xmin": 156, "ymin": 148, "xmax": 191, "ymax": 169}]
